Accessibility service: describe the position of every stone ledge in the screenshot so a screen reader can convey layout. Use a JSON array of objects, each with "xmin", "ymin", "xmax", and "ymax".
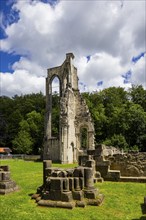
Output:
[{"xmin": 120, "ymin": 176, "xmax": 146, "ymax": 183}]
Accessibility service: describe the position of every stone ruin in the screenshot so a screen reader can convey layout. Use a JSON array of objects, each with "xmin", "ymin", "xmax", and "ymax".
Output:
[
  {"xmin": 32, "ymin": 160, "xmax": 104, "ymax": 209},
  {"xmin": 32, "ymin": 53, "xmax": 105, "ymax": 208},
  {"xmin": 79, "ymin": 145, "xmax": 146, "ymax": 183},
  {"xmin": 105, "ymin": 152, "xmax": 146, "ymax": 177},
  {"xmin": 34, "ymin": 52, "xmax": 145, "ymax": 209},
  {"xmin": 44, "ymin": 53, "xmax": 95, "ymax": 164},
  {"xmin": 0, "ymin": 165, "xmax": 19, "ymax": 195}
]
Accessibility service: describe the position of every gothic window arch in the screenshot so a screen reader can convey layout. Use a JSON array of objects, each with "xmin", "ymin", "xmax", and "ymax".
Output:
[{"xmin": 80, "ymin": 126, "xmax": 88, "ymax": 149}]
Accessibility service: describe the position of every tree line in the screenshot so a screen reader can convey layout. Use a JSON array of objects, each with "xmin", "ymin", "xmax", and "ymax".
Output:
[{"xmin": 0, "ymin": 85, "xmax": 146, "ymax": 154}]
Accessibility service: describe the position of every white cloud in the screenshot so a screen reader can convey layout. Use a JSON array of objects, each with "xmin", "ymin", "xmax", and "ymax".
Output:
[
  {"xmin": 76, "ymin": 52, "xmax": 129, "ymax": 92},
  {"xmin": 131, "ymin": 57, "xmax": 146, "ymax": 88},
  {"xmin": 1, "ymin": 0, "xmax": 145, "ymax": 96},
  {"xmin": 1, "ymin": 70, "xmax": 45, "ymax": 97},
  {"xmin": 12, "ymin": 57, "xmax": 45, "ymax": 77}
]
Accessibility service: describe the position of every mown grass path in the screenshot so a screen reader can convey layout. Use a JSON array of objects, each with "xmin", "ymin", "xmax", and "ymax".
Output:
[{"xmin": 0, "ymin": 159, "xmax": 146, "ymax": 220}]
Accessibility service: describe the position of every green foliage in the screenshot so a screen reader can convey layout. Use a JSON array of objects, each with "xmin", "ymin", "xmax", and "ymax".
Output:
[
  {"xmin": 0, "ymin": 93, "xmax": 45, "ymax": 154},
  {"xmin": 129, "ymin": 85, "xmax": 146, "ymax": 111},
  {"xmin": 80, "ymin": 127, "xmax": 88, "ymax": 148},
  {"xmin": 83, "ymin": 86, "xmax": 146, "ymax": 151},
  {"xmin": 103, "ymin": 134, "xmax": 128, "ymax": 150},
  {"xmin": 12, "ymin": 130, "xmax": 33, "ymax": 154},
  {"xmin": 12, "ymin": 111, "xmax": 44, "ymax": 154},
  {"xmin": 52, "ymin": 94, "xmax": 60, "ymax": 136},
  {"xmin": 0, "ymin": 85, "xmax": 146, "ymax": 153}
]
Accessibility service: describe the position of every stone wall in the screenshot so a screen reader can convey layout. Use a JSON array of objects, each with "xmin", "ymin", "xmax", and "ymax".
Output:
[
  {"xmin": 79, "ymin": 145, "xmax": 146, "ymax": 182},
  {"xmin": 105, "ymin": 152, "xmax": 146, "ymax": 177},
  {"xmin": 44, "ymin": 53, "xmax": 95, "ymax": 163}
]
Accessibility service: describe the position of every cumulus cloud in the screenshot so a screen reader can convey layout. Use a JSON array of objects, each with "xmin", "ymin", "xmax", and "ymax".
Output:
[
  {"xmin": 76, "ymin": 52, "xmax": 129, "ymax": 92},
  {"xmin": 0, "ymin": 0, "xmax": 145, "ymax": 96},
  {"xmin": 1, "ymin": 70, "xmax": 45, "ymax": 97}
]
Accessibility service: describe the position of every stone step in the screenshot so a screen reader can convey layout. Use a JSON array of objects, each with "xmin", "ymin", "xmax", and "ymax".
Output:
[{"xmin": 120, "ymin": 176, "xmax": 146, "ymax": 183}]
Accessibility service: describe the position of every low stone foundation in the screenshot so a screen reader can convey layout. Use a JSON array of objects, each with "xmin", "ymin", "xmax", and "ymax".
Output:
[
  {"xmin": 105, "ymin": 152, "xmax": 146, "ymax": 177},
  {"xmin": 0, "ymin": 165, "xmax": 19, "ymax": 194},
  {"xmin": 79, "ymin": 146, "xmax": 146, "ymax": 182},
  {"xmin": 32, "ymin": 160, "xmax": 104, "ymax": 209}
]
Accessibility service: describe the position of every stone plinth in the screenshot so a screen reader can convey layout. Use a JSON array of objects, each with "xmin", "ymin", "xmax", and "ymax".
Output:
[
  {"xmin": 32, "ymin": 160, "xmax": 104, "ymax": 208},
  {"xmin": 0, "ymin": 165, "xmax": 19, "ymax": 195}
]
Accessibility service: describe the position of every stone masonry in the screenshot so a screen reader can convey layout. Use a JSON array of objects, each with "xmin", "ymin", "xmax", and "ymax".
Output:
[
  {"xmin": 32, "ymin": 160, "xmax": 104, "ymax": 209},
  {"xmin": 105, "ymin": 152, "xmax": 146, "ymax": 177},
  {"xmin": 79, "ymin": 145, "xmax": 146, "ymax": 182},
  {"xmin": 44, "ymin": 53, "xmax": 95, "ymax": 164},
  {"xmin": 0, "ymin": 165, "xmax": 19, "ymax": 195}
]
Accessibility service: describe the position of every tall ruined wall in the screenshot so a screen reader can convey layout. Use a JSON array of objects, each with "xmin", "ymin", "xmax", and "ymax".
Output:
[
  {"xmin": 44, "ymin": 53, "xmax": 95, "ymax": 164},
  {"xmin": 75, "ymin": 91, "xmax": 95, "ymax": 152}
]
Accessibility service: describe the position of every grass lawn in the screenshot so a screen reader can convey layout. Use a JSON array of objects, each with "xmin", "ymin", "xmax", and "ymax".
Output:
[{"xmin": 0, "ymin": 159, "xmax": 146, "ymax": 220}]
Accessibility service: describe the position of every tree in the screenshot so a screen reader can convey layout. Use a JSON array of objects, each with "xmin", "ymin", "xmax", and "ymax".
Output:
[
  {"xmin": 0, "ymin": 93, "xmax": 45, "ymax": 152},
  {"xmin": 124, "ymin": 103, "xmax": 146, "ymax": 149},
  {"xmin": 26, "ymin": 110, "xmax": 44, "ymax": 154},
  {"xmin": 52, "ymin": 94, "xmax": 60, "ymax": 137},
  {"xmin": 103, "ymin": 134, "xmax": 128, "ymax": 150},
  {"xmin": 12, "ymin": 130, "xmax": 33, "ymax": 154},
  {"xmin": 129, "ymin": 85, "xmax": 146, "ymax": 111}
]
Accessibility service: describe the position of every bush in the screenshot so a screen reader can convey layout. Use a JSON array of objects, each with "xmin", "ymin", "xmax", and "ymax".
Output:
[{"xmin": 103, "ymin": 134, "xmax": 128, "ymax": 150}]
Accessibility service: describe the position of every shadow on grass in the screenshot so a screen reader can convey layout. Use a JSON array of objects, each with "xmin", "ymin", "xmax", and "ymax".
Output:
[
  {"xmin": 132, "ymin": 217, "xmax": 146, "ymax": 220},
  {"xmin": 28, "ymin": 193, "xmax": 34, "ymax": 197},
  {"xmin": 141, "ymin": 204, "xmax": 146, "ymax": 215},
  {"xmin": 132, "ymin": 203, "xmax": 146, "ymax": 220}
]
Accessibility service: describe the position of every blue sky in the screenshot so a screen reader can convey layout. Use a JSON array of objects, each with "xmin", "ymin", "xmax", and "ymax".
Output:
[
  {"xmin": 0, "ymin": 0, "xmax": 145, "ymax": 96},
  {"xmin": 0, "ymin": 0, "xmax": 20, "ymax": 73},
  {"xmin": 0, "ymin": 0, "xmax": 57, "ymax": 73}
]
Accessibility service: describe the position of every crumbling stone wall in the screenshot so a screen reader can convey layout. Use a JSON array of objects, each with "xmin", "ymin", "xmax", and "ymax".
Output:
[
  {"xmin": 44, "ymin": 53, "xmax": 95, "ymax": 164},
  {"xmin": 79, "ymin": 145, "xmax": 146, "ymax": 182},
  {"xmin": 105, "ymin": 152, "xmax": 146, "ymax": 177}
]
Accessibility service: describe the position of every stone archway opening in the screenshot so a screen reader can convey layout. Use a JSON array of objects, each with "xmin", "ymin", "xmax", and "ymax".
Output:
[
  {"xmin": 51, "ymin": 76, "xmax": 60, "ymax": 137},
  {"xmin": 80, "ymin": 127, "xmax": 88, "ymax": 149}
]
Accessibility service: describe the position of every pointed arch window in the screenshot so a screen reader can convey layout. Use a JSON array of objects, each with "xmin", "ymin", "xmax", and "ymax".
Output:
[
  {"xmin": 80, "ymin": 127, "xmax": 88, "ymax": 149},
  {"xmin": 51, "ymin": 76, "xmax": 60, "ymax": 137}
]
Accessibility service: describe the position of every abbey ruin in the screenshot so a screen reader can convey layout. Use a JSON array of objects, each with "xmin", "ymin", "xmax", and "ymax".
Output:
[
  {"xmin": 43, "ymin": 53, "xmax": 95, "ymax": 164},
  {"xmin": 43, "ymin": 53, "xmax": 146, "ymax": 181}
]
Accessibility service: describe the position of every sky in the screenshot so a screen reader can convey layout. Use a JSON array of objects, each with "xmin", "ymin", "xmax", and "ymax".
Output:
[{"xmin": 0, "ymin": 0, "xmax": 146, "ymax": 97}]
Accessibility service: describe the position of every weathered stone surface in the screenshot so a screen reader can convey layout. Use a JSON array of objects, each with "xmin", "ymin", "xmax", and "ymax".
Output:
[
  {"xmin": 32, "ymin": 160, "xmax": 104, "ymax": 208},
  {"xmin": 68, "ymin": 177, "xmax": 74, "ymax": 191},
  {"xmin": 79, "ymin": 145, "xmax": 146, "ymax": 181},
  {"xmin": 50, "ymin": 177, "xmax": 63, "ymax": 191},
  {"xmin": 61, "ymin": 191, "xmax": 73, "ymax": 202},
  {"xmin": 38, "ymin": 200, "xmax": 75, "ymax": 209},
  {"xmin": 106, "ymin": 152, "xmax": 146, "ymax": 177},
  {"xmin": 44, "ymin": 53, "xmax": 95, "ymax": 163},
  {"xmin": 84, "ymin": 189, "xmax": 98, "ymax": 199},
  {"xmin": 0, "ymin": 166, "xmax": 19, "ymax": 195},
  {"xmin": 76, "ymin": 201, "xmax": 86, "ymax": 207},
  {"xmin": 72, "ymin": 190, "xmax": 83, "ymax": 201}
]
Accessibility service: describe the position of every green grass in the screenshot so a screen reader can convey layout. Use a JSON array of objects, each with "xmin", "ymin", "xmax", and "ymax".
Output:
[{"xmin": 0, "ymin": 159, "xmax": 146, "ymax": 220}]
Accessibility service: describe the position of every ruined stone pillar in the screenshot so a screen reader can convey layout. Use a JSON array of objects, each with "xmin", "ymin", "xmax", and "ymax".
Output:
[
  {"xmin": 74, "ymin": 178, "xmax": 80, "ymax": 191},
  {"xmin": 84, "ymin": 167, "xmax": 94, "ymax": 189},
  {"xmin": 63, "ymin": 178, "xmax": 69, "ymax": 192},
  {"xmin": 61, "ymin": 126, "xmax": 68, "ymax": 164},
  {"xmin": 85, "ymin": 159, "xmax": 96, "ymax": 175},
  {"xmin": 43, "ymin": 160, "xmax": 52, "ymax": 185}
]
